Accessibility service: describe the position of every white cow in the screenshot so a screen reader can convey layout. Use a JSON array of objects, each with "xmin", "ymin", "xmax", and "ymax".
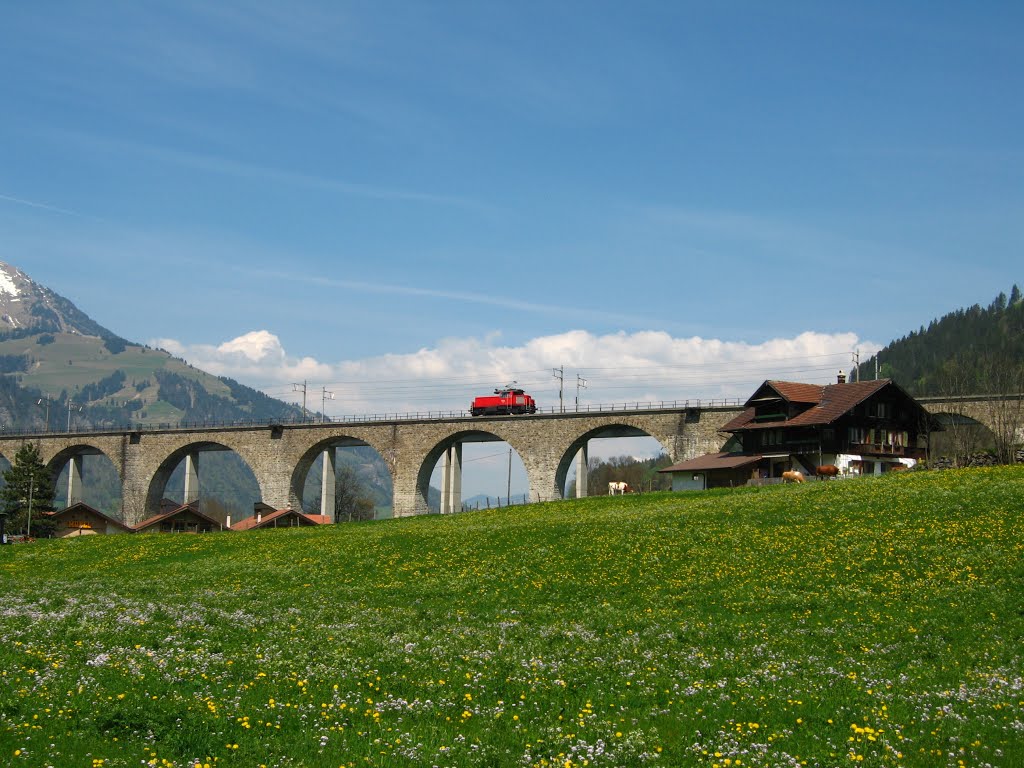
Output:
[{"xmin": 608, "ymin": 481, "xmax": 633, "ymax": 495}]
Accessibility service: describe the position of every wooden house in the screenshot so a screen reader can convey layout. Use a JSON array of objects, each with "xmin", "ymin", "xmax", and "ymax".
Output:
[
  {"xmin": 133, "ymin": 502, "xmax": 224, "ymax": 534},
  {"xmin": 660, "ymin": 375, "xmax": 940, "ymax": 489},
  {"xmin": 230, "ymin": 502, "xmax": 330, "ymax": 531},
  {"xmin": 44, "ymin": 502, "xmax": 133, "ymax": 537}
]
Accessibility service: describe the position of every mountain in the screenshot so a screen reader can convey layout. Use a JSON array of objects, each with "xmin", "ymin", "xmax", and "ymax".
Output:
[
  {"xmin": 0, "ymin": 261, "xmax": 126, "ymax": 341},
  {"xmin": 856, "ymin": 285, "xmax": 1024, "ymax": 396},
  {"xmin": 0, "ymin": 260, "xmax": 305, "ymax": 432}
]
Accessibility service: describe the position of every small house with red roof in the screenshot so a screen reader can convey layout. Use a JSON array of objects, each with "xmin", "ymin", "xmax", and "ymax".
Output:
[
  {"xmin": 230, "ymin": 502, "xmax": 330, "ymax": 531},
  {"xmin": 45, "ymin": 502, "xmax": 134, "ymax": 537},
  {"xmin": 660, "ymin": 374, "xmax": 940, "ymax": 489},
  {"xmin": 134, "ymin": 501, "xmax": 224, "ymax": 534}
]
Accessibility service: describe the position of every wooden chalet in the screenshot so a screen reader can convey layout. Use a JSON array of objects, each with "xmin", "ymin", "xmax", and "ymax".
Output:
[
  {"xmin": 661, "ymin": 375, "xmax": 940, "ymax": 489},
  {"xmin": 134, "ymin": 501, "xmax": 224, "ymax": 534},
  {"xmin": 44, "ymin": 502, "xmax": 133, "ymax": 537},
  {"xmin": 230, "ymin": 502, "xmax": 330, "ymax": 531}
]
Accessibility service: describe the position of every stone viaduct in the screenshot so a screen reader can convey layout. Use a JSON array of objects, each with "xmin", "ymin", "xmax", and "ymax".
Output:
[
  {"xmin": 916, "ymin": 394, "xmax": 1023, "ymax": 428},
  {"xmin": 0, "ymin": 394, "xmax": 1015, "ymax": 524},
  {"xmin": 0, "ymin": 405, "xmax": 741, "ymax": 524}
]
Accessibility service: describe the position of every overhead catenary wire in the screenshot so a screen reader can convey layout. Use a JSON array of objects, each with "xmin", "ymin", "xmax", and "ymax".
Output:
[
  {"xmin": 257, "ymin": 351, "xmax": 860, "ymax": 414},
  {"xmin": 262, "ymin": 353, "xmax": 851, "ymax": 393}
]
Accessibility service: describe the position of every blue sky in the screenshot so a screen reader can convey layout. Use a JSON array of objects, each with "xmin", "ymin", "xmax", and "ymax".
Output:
[{"xmin": 2, "ymin": 1, "xmax": 1022, "ymax": 418}]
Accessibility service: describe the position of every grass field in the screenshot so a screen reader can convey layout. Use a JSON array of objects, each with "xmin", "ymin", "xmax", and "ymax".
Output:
[{"xmin": 1, "ymin": 466, "xmax": 1022, "ymax": 767}]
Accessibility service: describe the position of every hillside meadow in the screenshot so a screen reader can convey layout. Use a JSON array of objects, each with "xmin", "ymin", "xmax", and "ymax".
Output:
[
  {"xmin": 0, "ymin": 333, "xmax": 234, "ymax": 425},
  {"xmin": 0, "ymin": 467, "xmax": 1022, "ymax": 768}
]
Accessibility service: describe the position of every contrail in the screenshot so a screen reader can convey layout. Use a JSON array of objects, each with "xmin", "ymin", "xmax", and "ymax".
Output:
[{"xmin": 0, "ymin": 192, "xmax": 104, "ymax": 221}]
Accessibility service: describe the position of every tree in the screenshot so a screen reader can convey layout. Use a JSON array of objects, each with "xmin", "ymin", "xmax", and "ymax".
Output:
[
  {"xmin": 976, "ymin": 351, "xmax": 1024, "ymax": 465},
  {"xmin": 572, "ymin": 454, "xmax": 673, "ymax": 496},
  {"xmin": 1, "ymin": 443, "xmax": 56, "ymax": 538},
  {"xmin": 335, "ymin": 464, "xmax": 376, "ymax": 522},
  {"xmin": 304, "ymin": 463, "xmax": 377, "ymax": 523},
  {"xmin": 932, "ymin": 356, "xmax": 986, "ymax": 466}
]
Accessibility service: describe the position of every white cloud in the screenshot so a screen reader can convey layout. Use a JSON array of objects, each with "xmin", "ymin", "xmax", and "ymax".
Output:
[
  {"xmin": 216, "ymin": 330, "xmax": 285, "ymax": 363},
  {"xmin": 152, "ymin": 330, "xmax": 331, "ymax": 385},
  {"xmin": 151, "ymin": 328, "xmax": 882, "ymax": 418}
]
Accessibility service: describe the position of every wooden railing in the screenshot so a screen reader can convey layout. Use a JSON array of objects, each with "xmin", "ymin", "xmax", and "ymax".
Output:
[{"xmin": 851, "ymin": 443, "xmax": 905, "ymax": 456}]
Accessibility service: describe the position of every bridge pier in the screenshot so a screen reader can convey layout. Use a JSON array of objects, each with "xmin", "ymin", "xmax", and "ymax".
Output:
[
  {"xmin": 440, "ymin": 444, "xmax": 462, "ymax": 514},
  {"xmin": 183, "ymin": 452, "xmax": 200, "ymax": 504},
  {"xmin": 393, "ymin": 463, "xmax": 429, "ymax": 518},
  {"xmin": 66, "ymin": 454, "xmax": 84, "ymax": 506},
  {"xmin": 575, "ymin": 445, "xmax": 588, "ymax": 498},
  {"xmin": 320, "ymin": 448, "xmax": 335, "ymax": 520},
  {"xmin": 522, "ymin": 453, "xmax": 561, "ymax": 505}
]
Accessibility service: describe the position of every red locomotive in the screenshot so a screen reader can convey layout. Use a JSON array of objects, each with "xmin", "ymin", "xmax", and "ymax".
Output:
[{"xmin": 470, "ymin": 386, "xmax": 538, "ymax": 416}]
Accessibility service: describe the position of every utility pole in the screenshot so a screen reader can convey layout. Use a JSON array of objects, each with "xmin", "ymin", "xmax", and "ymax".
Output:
[
  {"xmin": 321, "ymin": 387, "xmax": 334, "ymax": 423},
  {"xmin": 575, "ymin": 374, "xmax": 587, "ymax": 412},
  {"xmin": 851, "ymin": 349, "xmax": 860, "ymax": 382},
  {"xmin": 507, "ymin": 447, "xmax": 512, "ymax": 505},
  {"xmin": 553, "ymin": 366, "xmax": 564, "ymax": 412},
  {"xmin": 292, "ymin": 381, "xmax": 308, "ymax": 420},
  {"xmin": 875, "ymin": 355, "xmax": 879, "ymax": 381},
  {"xmin": 37, "ymin": 395, "xmax": 50, "ymax": 432},
  {"xmin": 66, "ymin": 400, "xmax": 81, "ymax": 432}
]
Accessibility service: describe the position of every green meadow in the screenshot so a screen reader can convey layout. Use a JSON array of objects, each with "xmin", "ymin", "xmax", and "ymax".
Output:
[{"xmin": 1, "ymin": 466, "xmax": 1022, "ymax": 768}]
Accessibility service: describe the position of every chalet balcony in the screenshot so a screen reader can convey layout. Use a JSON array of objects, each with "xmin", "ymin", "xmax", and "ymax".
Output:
[{"xmin": 851, "ymin": 443, "xmax": 905, "ymax": 456}]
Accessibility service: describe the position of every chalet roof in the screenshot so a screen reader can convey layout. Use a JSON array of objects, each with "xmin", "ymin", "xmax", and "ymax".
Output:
[
  {"xmin": 304, "ymin": 514, "xmax": 333, "ymax": 525},
  {"xmin": 134, "ymin": 502, "xmax": 224, "ymax": 532},
  {"xmin": 745, "ymin": 380, "xmax": 825, "ymax": 406},
  {"xmin": 723, "ymin": 379, "xmax": 895, "ymax": 432},
  {"xmin": 44, "ymin": 502, "xmax": 133, "ymax": 532},
  {"xmin": 659, "ymin": 452, "xmax": 764, "ymax": 473},
  {"xmin": 230, "ymin": 508, "xmax": 327, "ymax": 531}
]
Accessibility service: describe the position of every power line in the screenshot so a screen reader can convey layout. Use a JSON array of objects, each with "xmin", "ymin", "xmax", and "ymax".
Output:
[
  {"xmin": 259, "ymin": 354, "xmax": 852, "ymax": 393},
  {"xmin": 461, "ymin": 450, "xmax": 513, "ymax": 464},
  {"xmin": 257, "ymin": 352, "xmax": 861, "ymax": 413}
]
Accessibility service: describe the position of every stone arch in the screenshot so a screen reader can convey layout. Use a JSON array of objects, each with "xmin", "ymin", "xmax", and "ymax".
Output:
[
  {"xmin": 289, "ymin": 434, "xmax": 395, "ymax": 518},
  {"xmin": 554, "ymin": 421, "xmax": 672, "ymax": 498},
  {"xmin": 143, "ymin": 440, "xmax": 260, "ymax": 521},
  {"xmin": 45, "ymin": 443, "xmax": 124, "ymax": 512},
  {"xmin": 417, "ymin": 429, "xmax": 530, "ymax": 514}
]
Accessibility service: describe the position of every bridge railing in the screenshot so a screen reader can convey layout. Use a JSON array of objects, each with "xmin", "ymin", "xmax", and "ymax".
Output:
[{"xmin": 0, "ymin": 397, "xmax": 744, "ymax": 438}]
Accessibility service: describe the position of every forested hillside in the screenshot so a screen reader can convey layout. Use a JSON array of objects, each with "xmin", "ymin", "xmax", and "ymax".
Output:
[{"xmin": 858, "ymin": 285, "xmax": 1024, "ymax": 395}]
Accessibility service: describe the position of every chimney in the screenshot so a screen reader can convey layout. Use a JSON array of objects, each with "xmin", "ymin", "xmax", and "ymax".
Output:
[
  {"xmin": 254, "ymin": 501, "xmax": 274, "ymax": 524},
  {"xmin": 225, "ymin": 514, "xmax": 232, "ymax": 529},
  {"xmin": 837, "ymin": 371, "xmax": 847, "ymax": 384}
]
